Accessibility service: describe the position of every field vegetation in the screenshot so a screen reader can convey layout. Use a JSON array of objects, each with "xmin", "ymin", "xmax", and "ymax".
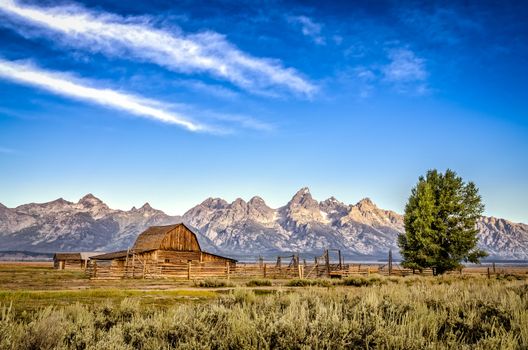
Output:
[{"xmin": 0, "ymin": 263, "xmax": 527, "ymax": 350}]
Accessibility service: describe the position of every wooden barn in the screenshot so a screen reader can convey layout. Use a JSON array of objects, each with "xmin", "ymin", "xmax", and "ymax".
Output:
[
  {"xmin": 53, "ymin": 252, "xmax": 102, "ymax": 270},
  {"xmin": 88, "ymin": 223, "xmax": 236, "ymax": 279}
]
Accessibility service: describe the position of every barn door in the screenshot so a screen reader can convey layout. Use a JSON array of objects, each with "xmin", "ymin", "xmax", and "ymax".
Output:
[{"xmin": 60, "ymin": 261, "xmax": 65, "ymax": 270}]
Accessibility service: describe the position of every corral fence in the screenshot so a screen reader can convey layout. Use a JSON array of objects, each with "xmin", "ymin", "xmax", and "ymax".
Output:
[
  {"xmin": 86, "ymin": 248, "xmax": 527, "ymax": 280},
  {"xmin": 85, "ymin": 260, "xmax": 364, "ymax": 280},
  {"xmin": 86, "ymin": 260, "xmax": 522, "ymax": 280}
]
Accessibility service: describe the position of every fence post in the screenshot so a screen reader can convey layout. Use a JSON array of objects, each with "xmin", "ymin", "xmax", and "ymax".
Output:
[
  {"xmin": 187, "ymin": 261, "xmax": 192, "ymax": 280},
  {"xmin": 131, "ymin": 254, "xmax": 135, "ymax": 278},
  {"xmin": 325, "ymin": 249, "xmax": 330, "ymax": 277},
  {"xmin": 487, "ymin": 267, "xmax": 490, "ymax": 279},
  {"xmin": 124, "ymin": 248, "xmax": 129, "ymax": 278},
  {"xmin": 492, "ymin": 262, "xmax": 496, "ymax": 274},
  {"xmin": 263, "ymin": 263, "xmax": 267, "ymax": 278},
  {"xmin": 298, "ymin": 263, "xmax": 302, "ymax": 279},
  {"xmin": 388, "ymin": 249, "xmax": 393, "ymax": 276}
]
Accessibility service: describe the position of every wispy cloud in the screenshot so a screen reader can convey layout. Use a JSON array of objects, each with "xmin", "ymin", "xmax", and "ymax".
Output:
[
  {"xmin": 0, "ymin": 0, "xmax": 316, "ymax": 97},
  {"xmin": 333, "ymin": 48, "xmax": 429, "ymax": 99},
  {"xmin": 0, "ymin": 58, "xmax": 205, "ymax": 131},
  {"xmin": 354, "ymin": 67, "xmax": 376, "ymax": 98},
  {"xmin": 288, "ymin": 15, "xmax": 325, "ymax": 45},
  {"xmin": 382, "ymin": 48, "xmax": 429, "ymax": 95},
  {"xmin": 383, "ymin": 48, "xmax": 427, "ymax": 82},
  {"xmin": 201, "ymin": 111, "xmax": 274, "ymax": 133}
]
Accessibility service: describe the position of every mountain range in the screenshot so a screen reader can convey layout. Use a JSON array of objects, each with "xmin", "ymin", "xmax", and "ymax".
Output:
[{"xmin": 1, "ymin": 188, "xmax": 527, "ymax": 260}]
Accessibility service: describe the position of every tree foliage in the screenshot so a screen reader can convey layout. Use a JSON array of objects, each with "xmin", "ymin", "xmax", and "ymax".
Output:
[{"xmin": 398, "ymin": 169, "xmax": 487, "ymax": 274}]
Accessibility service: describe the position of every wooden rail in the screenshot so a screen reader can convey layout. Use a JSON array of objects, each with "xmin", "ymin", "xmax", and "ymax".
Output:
[{"xmin": 87, "ymin": 261, "xmax": 526, "ymax": 280}]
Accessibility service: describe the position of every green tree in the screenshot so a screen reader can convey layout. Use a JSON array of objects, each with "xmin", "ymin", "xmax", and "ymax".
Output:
[{"xmin": 398, "ymin": 169, "xmax": 487, "ymax": 275}]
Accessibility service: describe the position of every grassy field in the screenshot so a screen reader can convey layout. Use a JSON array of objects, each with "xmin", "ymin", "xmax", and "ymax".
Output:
[{"xmin": 0, "ymin": 263, "xmax": 527, "ymax": 349}]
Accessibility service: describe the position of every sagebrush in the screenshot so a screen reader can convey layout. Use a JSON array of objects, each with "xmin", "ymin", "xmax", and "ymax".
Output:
[{"xmin": 1, "ymin": 277, "xmax": 526, "ymax": 349}]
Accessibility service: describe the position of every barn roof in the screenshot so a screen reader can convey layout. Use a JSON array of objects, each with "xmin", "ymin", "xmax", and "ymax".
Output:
[
  {"xmin": 132, "ymin": 223, "xmax": 201, "ymax": 251},
  {"xmin": 80, "ymin": 252, "xmax": 105, "ymax": 260},
  {"xmin": 90, "ymin": 250, "xmax": 128, "ymax": 260},
  {"xmin": 90, "ymin": 249, "xmax": 154, "ymax": 260},
  {"xmin": 89, "ymin": 224, "xmax": 236, "ymax": 263},
  {"xmin": 54, "ymin": 252, "xmax": 106, "ymax": 260},
  {"xmin": 54, "ymin": 253, "xmax": 81, "ymax": 260},
  {"xmin": 202, "ymin": 251, "xmax": 238, "ymax": 263}
]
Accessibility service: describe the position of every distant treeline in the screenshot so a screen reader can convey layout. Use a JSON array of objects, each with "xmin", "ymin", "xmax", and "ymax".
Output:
[{"xmin": 0, "ymin": 251, "xmax": 53, "ymax": 261}]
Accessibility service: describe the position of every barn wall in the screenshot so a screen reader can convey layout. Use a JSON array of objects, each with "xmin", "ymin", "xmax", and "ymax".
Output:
[
  {"xmin": 159, "ymin": 225, "xmax": 201, "ymax": 251},
  {"xmin": 157, "ymin": 250, "xmax": 202, "ymax": 263},
  {"xmin": 54, "ymin": 259, "xmax": 84, "ymax": 270},
  {"xmin": 87, "ymin": 249, "xmax": 236, "ymax": 279}
]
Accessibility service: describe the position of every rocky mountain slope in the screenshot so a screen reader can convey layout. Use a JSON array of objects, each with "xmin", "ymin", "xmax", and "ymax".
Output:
[
  {"xmin": 0, "ymin": 194, "xmax": 219, "ymax": 253},
  {"xmin": 1, "ymin": 189, "xmax": 527, "ymax": 259}
]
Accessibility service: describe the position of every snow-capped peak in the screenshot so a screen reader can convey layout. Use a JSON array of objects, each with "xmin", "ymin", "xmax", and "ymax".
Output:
[
  {"xmin": 1, "ymin": 189, "xmax": 527, "ymax": 260},
  {"xmin": 78, "ymin": 193, "xmax": 104, "ymax": 207}
]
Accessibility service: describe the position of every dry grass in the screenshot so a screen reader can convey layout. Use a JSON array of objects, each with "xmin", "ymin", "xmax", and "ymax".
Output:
[
  {"xmin": 0, "ymin": 289, "xmax": 219, "ymax": 313},
  {"xmin": 1, "ymin": 263, "xmax": 527, "ymax": 349},
  {"xmin": 0, "ymin": 276, "xmax": 526, "ymax": 349}
]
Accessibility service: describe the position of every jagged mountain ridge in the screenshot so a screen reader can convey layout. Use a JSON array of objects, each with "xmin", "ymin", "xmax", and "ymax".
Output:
[
  {"xmin": 182, "ymin": 187, "xmax": 528, "ymax": 259},
  {"xmin": 183, "ymin": 188, "xmax": 406, "ymax": 257},
  {"xmin": 0, "ymin": 194, "xmax": 219, "ymax": 253},
  {"xmin": 1, "ymin": 189, "xmax": 527, "ymax": 259}
]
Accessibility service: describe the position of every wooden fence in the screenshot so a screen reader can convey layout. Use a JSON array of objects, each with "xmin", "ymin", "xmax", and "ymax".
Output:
[
  {"xmin": 87, "ymin": 260, "xmax": 526, "ymax": 280},
  {"xmin": 86, "ymin": 261, "xmax": 427, "ymax": 280}
]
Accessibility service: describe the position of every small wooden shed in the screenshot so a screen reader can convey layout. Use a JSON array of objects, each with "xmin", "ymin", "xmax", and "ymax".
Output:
[
  {"xmin": 89, "ymin": 223, "xmax": 236, "ymax": 278},
  {"xmin": 53, "ymin": 252, "xmax": 102, "ymax": 270}
]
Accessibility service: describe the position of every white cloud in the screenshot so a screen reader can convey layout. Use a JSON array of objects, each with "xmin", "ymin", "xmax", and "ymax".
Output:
[
  {"xmin": 0, "ymin": 58, "xmax": 205, "ymax": 131},
  {"xmin": 382, "ymin": 48, "xmax": 429, "ymax": 95},
  {"xmin": 334, "ymin": 48, "xmax": 430, "ymax": 99},
  {"xmin": 383, "ymin": 48, "xmax": 427, "ymax": 83},
  {"xmin": 0, "ymin": 0, "xmax": 316, "ymax": 96},
  {"xmin": 288, "ymin": 15, "xmax": 325, "ymax": 45}
]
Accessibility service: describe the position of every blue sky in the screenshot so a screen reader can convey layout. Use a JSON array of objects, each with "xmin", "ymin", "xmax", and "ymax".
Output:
[{"xmin": 0, "ymin": 0, "xmax": 527, "ymax": 222}]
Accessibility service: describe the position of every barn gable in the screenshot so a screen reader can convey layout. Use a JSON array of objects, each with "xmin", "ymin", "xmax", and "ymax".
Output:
[
  {"xmin": 88, "ymin": 224, "xmax": 236, "ymax": 278},
  {"xmin": 132, "ymin": 223, "xmax": 201, "ymax": 252}
]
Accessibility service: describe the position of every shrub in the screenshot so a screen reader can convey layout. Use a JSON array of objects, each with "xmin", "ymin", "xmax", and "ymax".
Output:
[
  {"xmin": 0, "ymin": 277, "xmax": 526, "ymax": 349},
  {"xmin": 497, "ymin": 273, "xmax": 525, "ymax": 281},
  {"xmin": 340, "ymin": 276, "xmax": 386, "ymax": 287},
  {"xmin": 194, "ymin": 279, "xmax": 233, "ymax": 288},
  {"xmin": 285, "ymin": 279, "xmax": 332, "ymax": 287},
  {"xmin": 19, "ymin": 307, "xmax": 66, "ymax": 350},
  {"xmin": 246, "ymin": 279, "xmax": 272, "ymax": 287}
]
